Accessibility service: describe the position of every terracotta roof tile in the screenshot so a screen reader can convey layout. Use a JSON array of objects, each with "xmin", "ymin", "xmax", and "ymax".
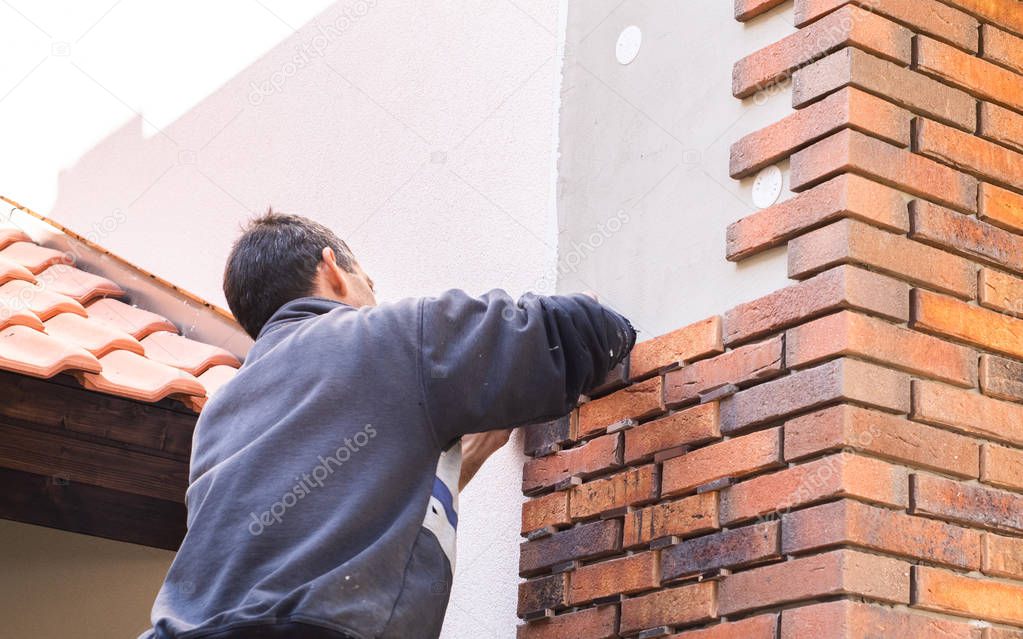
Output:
[
  {"xmin": 0, "ymin": 241, "xmax": 70, "ymax": 273},
  {"xmin": 0, "ymin": 227, "xmax": 31, "ymax": 250},
  {"xmin": 0, "ymin": 324, "xmax": 102, "ymax": 378},
  {"xmin": 182, "ymin": 365, "xmax": 239, "ymax": 412},
  {"xmin": 141, "ymin": 331, "xmax": 241, "ymax": 376},
  {"xmin": 38, "ymin": 264, "xmax": 126, "ymax": 304},
  {"xmin": 44, "ymin": 312, "xmax": 145, "ymax": 358},
  {"xmin": 85, "ymin": 298, "xmax": 179, "ymax": 339},
  {"xmin": 0, "ymin": 224, "xmax": 244, "ymax": 411},
  {"xmin": 0, "ymin": 255, "xmax": 36, "ymax": 286},
  {"xmin": 0, "ymin": 305, "xmax": 44, "ymax": 331},
  {"xmin": 77, "ymin": 349, "xmax": 206, "ymax": 404},
  {"xmin": 0, "ymin": 279, "xmax": 87, "ymax": 320},
  {"xmin": 197, "ymin": 364, "xmax": 239, "ymax": 397}
]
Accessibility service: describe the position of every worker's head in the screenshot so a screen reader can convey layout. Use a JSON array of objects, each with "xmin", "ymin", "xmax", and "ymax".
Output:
[{"xmin": 223, "ymin": 210, "xmax": 377, "ymax": 338}]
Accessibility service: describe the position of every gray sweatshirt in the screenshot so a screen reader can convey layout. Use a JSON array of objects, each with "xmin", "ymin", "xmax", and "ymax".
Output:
[{"xmin": 142, "ymin": 289, "xmax": 635, "ymax": 639}]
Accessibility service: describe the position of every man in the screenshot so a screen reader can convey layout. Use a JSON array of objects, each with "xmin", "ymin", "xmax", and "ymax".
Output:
[{"xmin": 142, "ymin": 211, "xmax": 636, "ymax": 639}]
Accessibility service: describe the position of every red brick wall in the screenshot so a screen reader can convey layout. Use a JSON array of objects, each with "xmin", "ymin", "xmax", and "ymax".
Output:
[{"xmin": 516, "ymin": 1, "xmax": 1023, "ymax": 636}]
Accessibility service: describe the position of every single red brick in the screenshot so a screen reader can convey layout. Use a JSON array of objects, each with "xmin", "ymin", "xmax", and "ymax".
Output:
[
  {"xmin": 567, "ymin": 551, "xmax": 659, "ymax": 605},
  {"xmin": 980, "ymin": 353, "xmax": 1023, "ymax": 403},
  {"xmin": 722, "ymin": 264, "xmax": 909, "ymax": 345},
  {"xmin": 782, "ymin": 499, "xmax": 982, "ymax": 569},
  {"xmin": 726, "ymin": 174, "xmax": 908, "ymax": 262},
  {"xmin": 522, "ymin": 432, "xmax": 622, "ymax": 494},
  {"xmin": 590, "ymin": 361, "xmax": 628, "ymax": 397},
  {"xmin": 979, "ymin": 266, "xmax": 1023, "ymax": 319},
  {"xmin": 979, "ymin": 267, "xmax": 1023, "ymax": 320},
  {"xmin": 915, "ymin": 117, "xmax": 1023, "ymax": 193},
  {"xmin": 790, "ymin": 128, "xmax": 978, "ymax": 213},
  {"xmin": 720, "ymin": 358, "xmax": 910, "ymax": 434},
  {"xmin": 732, "ymin": 5, "xmax": 911, "ymax": 98},
  {"xmin": 662, "ymin": 521, "xmax": 780, "ymax": 581},
  {"xmin": 579, "ymin": 377, "xmax": 664, "ymax": 437},
  {"xmin": 780, "ymin": 599, "xmax": 982, "ymax": 639},
  {"xmin": 730, "ymin": 87, "xmax": 911, "ymax": 178},
  {"xmin": 518, "ymin": 573, "xmax": 568, "ymax": 616},
  {"xmin": 795, "ymin": 0, "xmax": 979, "ymax": 52},
  {"xmin": 629, "ymin": 317, "xmax": 722, "ymax": 379},
  {"xmin": 721, "ymin": 452, "xmax": 909, "ymax": 525},
  {"xmin": 719, "ymin": 549, "xmax": 910, "ymax": 615},
  {"xmin": 978, "ymin": 182, "xmax": 1023, "ymax": 233},
  {"xmin": 788, "ymin": 219, "xmax": 977, "ymax": 298},
  {"xmin": 915, "ymin": 35, "xmax": 1023, "ymax": 113},
  {"xmin": 523, "ymin": 414, "xmax": 576, "ymax": 456},
  {"xmin": 624, "ymin": 402, "xmax": 719, "ymax": 464},
  {"xmin": 521, "ymin": 490, "xmax": 571, "ymax": 535},
  {"xmin": 911, "ymin": 199, "xmax": 1023, "ymax": 275},
  {"xmin": 786, "ymin": 310, "xmax": 977, "ymax": 387},
  {"xmin": 669, "ymin": 613, "xmax": 778, "ymax": 639},
  {"xmin": 981, "ymin": 442, "xmax": 1023, "ymax": 492},
  {"xmin": 662, "ymin": 427, "xmax": 783, "ymax": 497},
  {"xmin": 784, "ymin": 404, "xmax": 980, "ymax": 478},
  {"xmin": 569, "ymin": 464, "xmax": 659, "ymax": 520},
  {"xmin": 984, "ymin": 532, "xmax": 1023, "ymax": 580},
  {"xmin": 946, "ymin": 0, "xmax": 1023, "ymax": 36},
  {"xmin": 516, "ymin": 604, "xmax": 617, "ymax": 639},
  {"xmin": 911, "ymin": 472, "xmax": 1023, "ymax": 534},
  {"xmin": 665, "ymin": 336, "xmax": 783, "ymax": 406},
  {"xmin": 792, "ymin": 47, "xmax": 976, "ymax": 131},
  {"xmin": 735, "ymin": 0, "xmax": 787, "ymax": 21},
  {"xmin": 982, "ymin": 24, "xmax": 1023, "ymax": 73},
  {"xmin": 979, "ymin": 103, "xmax": 1023, "ymax": 155},
  {"xmin": 519, "ymin": 518, "xmax": 622, "ymax": 576},
  {"xmin": 913, "ymin": 564, "xmax": 1023, "ymax": 625},
  {"xmin": 912, "ymin": 378, "xmax": 1023, "ymax": 447},
  {"xmin": 913, "ymin": 289, "xmax": 1023, "ymax": 363},
  {"xmin": 624, "ymin": 492, "xmax": 719, "ymax": 547},
  {"xmin": 620, "ymin": 581, "xmax": 716, "ymax": 635}
]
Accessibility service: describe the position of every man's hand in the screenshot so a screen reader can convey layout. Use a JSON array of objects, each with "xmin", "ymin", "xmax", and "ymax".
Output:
[{"xmin": 459, "ymin": 428, "xmax": 513, "ymax": 490}]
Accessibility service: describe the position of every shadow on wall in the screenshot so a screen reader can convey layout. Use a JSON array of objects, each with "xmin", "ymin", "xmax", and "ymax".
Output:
[{"xmin": 51, "ymin": 0, "xmax": 559, "ymax": 307}]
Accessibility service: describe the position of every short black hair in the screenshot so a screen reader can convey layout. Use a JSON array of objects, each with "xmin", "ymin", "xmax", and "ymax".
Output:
[{"xmin": 224, "ymin": 210, "xmax": 356, "ymax": 338}]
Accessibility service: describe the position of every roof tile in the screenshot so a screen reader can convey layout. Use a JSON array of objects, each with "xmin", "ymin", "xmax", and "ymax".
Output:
[
  {"xmin": 85, "ymin": 298, "xmax": 179, "ymax": 339},
  {"xmin": 0, "ymin": 255, "xmax": 36, "ymax": 286},
  {"xmin": 141, "ymin": 332, "xmax": 241, "ymax": 376},
  {"xmin": 0, "ymin": 224, "xmax": 242, "ymax": 411},
  {"xmin": 38, "ymin": 264, "xmax": 125, "ymax": 304},
  {"xmin": 0, "ymin": 241, "xmax": 70, "ymax": 273},
  {"xmin": 197, "ymin": 364, "xmax": 238, "ymax": 397},
  {"xmin": 76, "ymin": 350, "xmax": 206, "ymax": 404},
  {"xmin": 0, "ymin": 324, "xmax": 102, "ymax": 377},
  {"xmin": 0, "ymin": 305, "xmax": 44, "ymax": 331},
  {"xmin": 0, "ymin": 279, "xmax": 87, "ymax": 320},
  {"xmin": 0, "ymin": 227, "xmax": 31, "ymax": 250},
  {"xmin": 182, "ymin": 365, "xmax": 240, "ymax": 412},
  {"xmin": 44, "ymin": 312, "xmax": 144, "ymax": 358}
]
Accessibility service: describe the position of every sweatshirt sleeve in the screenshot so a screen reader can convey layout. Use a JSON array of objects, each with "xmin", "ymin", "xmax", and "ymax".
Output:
[{"xmin": 418, "ymin": 289, "xmax": 636, "ymax": 447}]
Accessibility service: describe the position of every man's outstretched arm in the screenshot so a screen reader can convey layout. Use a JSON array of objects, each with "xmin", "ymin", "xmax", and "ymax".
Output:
[{"xmin": 419, "ymin": 289, "xmax": 635, "ymax": 449}]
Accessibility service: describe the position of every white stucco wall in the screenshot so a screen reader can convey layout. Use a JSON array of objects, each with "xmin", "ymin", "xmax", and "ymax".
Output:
[
  {"xmin": 0, "ymin": 1, "xmax": 561, "ymax": 637},
  {"xmin": 556, "ymin": 0, "xmax": 798, "ymax": 336}
]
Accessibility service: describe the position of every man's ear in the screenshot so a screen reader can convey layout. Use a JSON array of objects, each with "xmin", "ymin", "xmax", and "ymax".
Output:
[{"xmin": 319, "ymin": 247, "xmax": 349, "ymax": 298}]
